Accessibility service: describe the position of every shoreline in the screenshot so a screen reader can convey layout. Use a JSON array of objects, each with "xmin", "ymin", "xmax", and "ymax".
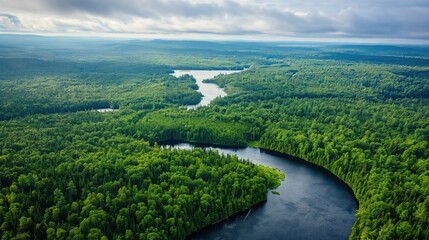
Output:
[{"xmin": 160, "ymin": 140, "xmax": 359, "ymax": 239}]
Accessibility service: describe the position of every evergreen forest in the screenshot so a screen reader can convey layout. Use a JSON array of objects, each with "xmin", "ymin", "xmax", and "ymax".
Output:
[{"xmin": 0, "ymin": 35, "xmax": 428, "ymax": 239}]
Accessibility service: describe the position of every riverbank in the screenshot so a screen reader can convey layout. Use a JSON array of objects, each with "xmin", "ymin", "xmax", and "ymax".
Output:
[
  {"xmin": 164, "ymin": 69, "xmax": 358, "ymax": 239},
  {"xmin": 162, "ymin": 141, "xmax": 357, "ymax": 240}
]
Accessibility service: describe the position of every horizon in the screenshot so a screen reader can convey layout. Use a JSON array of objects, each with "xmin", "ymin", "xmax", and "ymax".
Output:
[
  {"xmin": 1, "ymin": 0, "xmax": 428, "ymax": 45},
  {"xmin": 1, "ymin": 32, "xmax": 429, "ymax": 46}
]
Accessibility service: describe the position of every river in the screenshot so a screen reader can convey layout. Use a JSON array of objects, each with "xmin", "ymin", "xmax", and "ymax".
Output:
[
  {"xmin": 163, "ymin": 142, "xmax": 357, "ymax": 240},
  {"xmin": 171, "ymin": 70, "xmax": 242, "ymax": 109},
  {"xmin": 167, "ymin": 70, "xmax": 357, "ymax": 239}
]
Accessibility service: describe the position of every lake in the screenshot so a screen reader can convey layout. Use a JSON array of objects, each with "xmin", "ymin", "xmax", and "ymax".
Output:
[{"xmin": 163, "ymin": 142, "xmax": 357, "ymax": 240}]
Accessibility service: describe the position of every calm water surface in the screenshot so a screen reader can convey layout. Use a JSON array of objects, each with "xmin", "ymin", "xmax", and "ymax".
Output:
[
  {"xmin": 163, "ymin": 143, "xmax": 357, "ymax": 240},
  {"xmin": 171, "ymin": 70, "xmax": 242, "ymax": 109},
  {"xmin": 95, "ymin": 108, "xmax": 118, "ymax": 112}
]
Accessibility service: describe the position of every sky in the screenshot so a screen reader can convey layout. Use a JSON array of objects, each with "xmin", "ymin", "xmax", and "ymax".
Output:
[{"xmin": 0, "ymin": 0, "xmax": 428, "ymax": 42}]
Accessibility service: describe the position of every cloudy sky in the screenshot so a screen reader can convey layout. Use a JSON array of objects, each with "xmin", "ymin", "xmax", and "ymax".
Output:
[{"xmin": 0, "ymin": 0, "xmax": 428, "ymax": 41}]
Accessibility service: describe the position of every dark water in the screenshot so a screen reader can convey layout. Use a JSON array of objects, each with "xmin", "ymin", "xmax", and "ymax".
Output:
[{"xmin": 163, "ymin": 143, "xmax": 357, "ymax": 240}]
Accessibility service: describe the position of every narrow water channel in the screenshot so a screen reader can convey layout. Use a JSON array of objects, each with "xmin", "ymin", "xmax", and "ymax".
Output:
[
  {"xmin": 164, "ymin": 143, "xmax": 357, "ymax": 240},
  {"xmin": 171, "ymin": 70, "xmax": 242, "ymax": 109}
]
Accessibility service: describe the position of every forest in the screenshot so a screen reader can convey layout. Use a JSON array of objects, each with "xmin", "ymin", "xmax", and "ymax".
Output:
[{"xmin": 0, "ymin": 35, "xmax": 428, "ymax": 239}]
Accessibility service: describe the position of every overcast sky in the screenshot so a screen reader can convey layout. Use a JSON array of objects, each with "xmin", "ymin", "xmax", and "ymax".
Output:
[{"xmin": 0, "ymin": 0, "xmax": 428, "ymax": 42}]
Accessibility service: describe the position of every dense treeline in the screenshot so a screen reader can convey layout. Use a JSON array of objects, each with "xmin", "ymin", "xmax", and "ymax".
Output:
[
  {"xmin": 0, "ymin": 73, "xmax": 201, "ymax": 120},
  {"xmin": 138, "ymin": 110, "xmax": 249, "ymax": 146},
  {"xmin": 0, "ymin": 112, "xmax": 282, "ymax": 239},
  {"xmin": 0, "ymin": 35, "xmax": 428, "ymax": 239},
  {"xmin": 0, "ymin": 58, "xmax": 171, "ymax": 78},
  {"xmin": 0, "ymin": 37, "xmax": 287, "ymax": 239}
]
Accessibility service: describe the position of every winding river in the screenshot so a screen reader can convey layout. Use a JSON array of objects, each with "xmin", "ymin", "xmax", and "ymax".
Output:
[
  {"xmin": 169, "ymin": 70, "xmax": 357, "ymax": 239},
  {"xmin": 163, "ymin": 143, "xmax": 357, "ymax": 240},
  {"xmin": 171, "ymin": 70, "xmax": 242, "ymax": 109}
]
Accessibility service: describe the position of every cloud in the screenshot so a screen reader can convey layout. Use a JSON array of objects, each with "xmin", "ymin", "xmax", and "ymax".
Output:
[
  {"xmin": 336, "ymin": 5, "xmax": 429, "ymax": 39},
  {"xmin": 0, "ymin": 13, "xmax": 22, "ymax": 30},
  {"xmin": 0, "ymin": 0, "xmax": 428, "ymax": 40}
]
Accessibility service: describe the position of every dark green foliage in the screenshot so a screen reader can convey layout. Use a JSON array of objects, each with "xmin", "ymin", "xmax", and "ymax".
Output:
[
  {"xmin": 0, "ymin": 73, "xmax": 201, "ymax": 120},
  {"xmin": 0, "ymin": 113, "xmax": 281, "ymax": 239},
  {"xmin": 150, "ymin": 62, "xmax": 429, "ymax": 239},
  {"xmin": 0, "ymin": 35, "xmax": 428, "ymax": 239},
  {"xmin": 138, "ymin": 109, "xmax": 248, "ymax": 146},
  {"xmin": 136, "ymin": 61, "xmax": 429, "ymax": 239}
]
